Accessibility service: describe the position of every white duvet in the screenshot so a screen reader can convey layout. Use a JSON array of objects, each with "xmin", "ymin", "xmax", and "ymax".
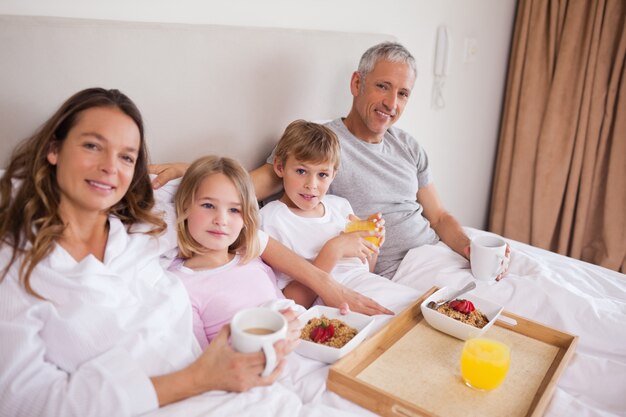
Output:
[
  {"xmin": 3, "ymin": 172, "xmax": 624, "ymax": 416},
  {"xmin": 148, "ymin": 227, "xmax": 626, "ymax": 417}
]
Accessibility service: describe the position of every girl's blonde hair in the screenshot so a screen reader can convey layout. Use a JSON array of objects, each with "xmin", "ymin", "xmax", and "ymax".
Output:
[
  {"xmin": 175, "ymin": 155, "xmax": 260, "ymax": 263},
  {"xmin": 0, "ymin": 88, "xmax": 165, "ymax": 297}
]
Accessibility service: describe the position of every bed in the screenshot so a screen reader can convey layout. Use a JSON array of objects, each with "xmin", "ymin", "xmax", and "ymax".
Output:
[{"xmin": 1, "ymin": 15, "xmax": 624, "ymax": 417}]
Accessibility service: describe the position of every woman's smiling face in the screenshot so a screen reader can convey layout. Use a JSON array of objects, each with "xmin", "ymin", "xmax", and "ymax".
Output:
[{"xmin": 46, "ymin": 106, "xmax": 140, "ymax": 217}]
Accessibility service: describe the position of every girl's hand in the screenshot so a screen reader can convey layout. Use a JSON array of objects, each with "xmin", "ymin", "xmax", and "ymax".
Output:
[{"xmin": 320, "ymin": 280, "xmax": 393, "ymax": 316}]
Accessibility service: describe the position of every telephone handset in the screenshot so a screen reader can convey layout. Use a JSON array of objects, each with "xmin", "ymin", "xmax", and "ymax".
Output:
[
  {"xmin": 434, "ymin": 25, "xmax": 449, "ymax": 77},
  {"xmin": 431, "ymin": 25, "xmax": 449, "ymax": 109}
]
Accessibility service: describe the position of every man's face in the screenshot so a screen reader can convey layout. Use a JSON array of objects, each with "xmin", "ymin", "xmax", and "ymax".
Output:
[{"xmin": 349, "ymin": 60, "xmax": 415, "ymax": 142}]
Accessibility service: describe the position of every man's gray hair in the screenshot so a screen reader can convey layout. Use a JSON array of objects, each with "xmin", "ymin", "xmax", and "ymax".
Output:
[{"xmin": 357, "ymin": 41, "xmax": 417, "ymax": 80}]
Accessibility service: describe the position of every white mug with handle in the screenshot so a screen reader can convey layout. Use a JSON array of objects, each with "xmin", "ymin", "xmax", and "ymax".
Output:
[
  {"xmin": 470, "ymin": 235, "xmax": 508, "ymax": 282},
  {"xmin": 230, "ymin": 307, "xmax": 288, "ymax": 377}
]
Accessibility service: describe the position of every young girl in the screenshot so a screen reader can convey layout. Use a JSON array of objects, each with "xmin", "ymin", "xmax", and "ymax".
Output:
[{"xmin": 167, "ymin": 155, "xmax": 292, "ymax": 348}]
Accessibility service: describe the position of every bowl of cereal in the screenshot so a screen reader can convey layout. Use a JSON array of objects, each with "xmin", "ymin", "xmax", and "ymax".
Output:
[
  {"xmin": 296, "ymin": 305, "xmax": 374, "ymax": 363},
  {"xmin": 420, "ymin": 286, "xmax": 503, "ymax": 340}
]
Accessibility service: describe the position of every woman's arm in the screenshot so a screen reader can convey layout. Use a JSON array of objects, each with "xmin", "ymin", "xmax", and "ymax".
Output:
[
  {"xmin": 151, "ymin": 325, "xmax": 285, "ymax": 405},
  {"xmin": 261, "ymin": 237, "xmax": 392, "ymax": 315},
  {"xmin": 153, "ymin": 306, "xmax": 302, "ymax": 405}
]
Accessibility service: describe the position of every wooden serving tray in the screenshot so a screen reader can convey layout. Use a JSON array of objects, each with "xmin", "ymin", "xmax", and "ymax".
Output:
[{"xmin": 328, "ymin": 287, "xmax": 578, "ymax": 417}]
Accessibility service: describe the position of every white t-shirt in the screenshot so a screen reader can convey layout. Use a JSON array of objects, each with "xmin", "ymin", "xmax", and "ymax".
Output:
[
  {"xmin": 168, "ymin": 253, "xmax": 283, "ymax": 349},
  {"xmin": 259, "ymin": 195, "xmax": 368, "ymax": 288}
]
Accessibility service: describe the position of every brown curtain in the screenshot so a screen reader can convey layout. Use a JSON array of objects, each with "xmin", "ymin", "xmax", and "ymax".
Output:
[{"xmin": 489, "ymin": 0, "xmax": 626, "ymax": 272}]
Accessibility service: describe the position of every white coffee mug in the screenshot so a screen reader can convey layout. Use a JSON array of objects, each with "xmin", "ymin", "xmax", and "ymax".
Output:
[
  {"xmin": 230, "ymin": 307, "xmax": 288, "ymax": 377},
  {"xmin": 470, "ymin": 235, "xmax": 508, "ymax": 281}
]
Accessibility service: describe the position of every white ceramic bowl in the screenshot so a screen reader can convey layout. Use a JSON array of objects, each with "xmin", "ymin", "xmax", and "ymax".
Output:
[
  {"xmin": 420, "ymin": 286, "xmax": 503, "ymax": 340},
  {"xmin": 296, "ymin": 305, "xmax": 374, "ymax": 363}
]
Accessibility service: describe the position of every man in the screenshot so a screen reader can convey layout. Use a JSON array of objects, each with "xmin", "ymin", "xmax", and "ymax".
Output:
[{"xmin": 251, "ymin": 42, "xmax": 474, "ymax": 279}]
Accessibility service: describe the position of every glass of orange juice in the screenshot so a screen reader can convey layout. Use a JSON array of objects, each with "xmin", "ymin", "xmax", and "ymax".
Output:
[
  {"xmin": 344, "ymin": 220, "xmax": 381, "ymax": 247},
  {"xmin": 460, "ymin": 338, "xmax": 510, "ymax": 391}
]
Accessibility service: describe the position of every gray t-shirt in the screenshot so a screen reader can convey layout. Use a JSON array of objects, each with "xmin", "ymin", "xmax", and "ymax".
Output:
[{"xmin": 267, "ymin": 118, "xmax": 439, "ymax": 278}]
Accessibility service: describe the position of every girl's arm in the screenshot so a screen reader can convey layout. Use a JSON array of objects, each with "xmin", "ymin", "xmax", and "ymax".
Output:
[{"xmin": 261, "ymin": 237, "xmax": 392, "ymax": 315}]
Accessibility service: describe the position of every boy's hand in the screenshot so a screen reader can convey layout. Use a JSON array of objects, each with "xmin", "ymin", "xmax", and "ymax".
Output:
[
  {"xmin": 329, "ymin": 230, "xmax": 380, "ymax": 264},
  {"xmin": 366, "ymin": 212, "xmax": 386, "ymax": 247},
  {"xmin": 346, "ymin": 212, "xmax": 386, "ymax": 249}
]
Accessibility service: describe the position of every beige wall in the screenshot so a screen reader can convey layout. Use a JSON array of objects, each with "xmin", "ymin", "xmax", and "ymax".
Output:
[{"xmin": 0, "ymin": 0, "xmax": 517, "ymax": 229}]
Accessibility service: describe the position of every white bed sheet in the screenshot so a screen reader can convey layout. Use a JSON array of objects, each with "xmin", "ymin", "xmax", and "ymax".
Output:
[
  {"xmin": 3, "ymin": 171, "xmax": 624, "ymax": 416},
  {"xmin": 145, "ymin": 227, "xmax": 625, "ymax": 417}
]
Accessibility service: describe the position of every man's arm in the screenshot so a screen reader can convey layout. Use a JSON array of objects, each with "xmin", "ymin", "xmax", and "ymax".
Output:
[
  {"xmin": 417, "ymin": 183, "xmax": 470, "ymax": 259},
  {"xmin": 150, "ymin": 162, "xmax": 284, "ymax": 201},
  {"xmin": 149, "ymin": 163, "xmax": 190, "ymax": 189},
  {"xmin": 249, "ymin": 163, "xmax": 283, "ymax": 201}
]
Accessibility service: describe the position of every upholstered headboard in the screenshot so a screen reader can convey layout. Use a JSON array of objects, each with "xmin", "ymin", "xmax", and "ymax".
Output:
[{"xmin": 0, "ymin": 15, "xmax": 393, "ymax": 170}]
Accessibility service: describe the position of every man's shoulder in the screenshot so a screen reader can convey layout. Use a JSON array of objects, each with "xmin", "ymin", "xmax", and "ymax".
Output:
[
  {"xmin": 386, "ymin": 125, "xmax": 417, "ymax": 143},
  {"xmin": 323, "ymin": 118, "xmax": 344, "ymax": 136}
]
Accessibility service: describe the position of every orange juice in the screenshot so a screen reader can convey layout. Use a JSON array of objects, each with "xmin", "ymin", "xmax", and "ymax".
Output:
[
  {"xmin": 344, "ymin": 220, "xmax": 381, "ymax": 247},
  {"xmin": 460, "ymin": 338, "xmax": 510, "ymax": 391}
]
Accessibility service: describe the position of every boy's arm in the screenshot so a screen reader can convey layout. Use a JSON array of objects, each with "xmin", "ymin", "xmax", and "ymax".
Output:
[
  {"xmin": 313, "ymin": 232, "xmax": 379, "ymax": 273},
  {"xmin": 312, "ymin": 237, "xmax": 344, "ymax": 273},
  {"xmin": 282, "ymin": 282, "xmax": 318, "ymax": 309}
]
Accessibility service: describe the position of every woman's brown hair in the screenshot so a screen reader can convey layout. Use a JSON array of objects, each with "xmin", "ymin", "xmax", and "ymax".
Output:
[{"xmin": 0, "ymin": 88, "xmax": 166, "ymax": 296}]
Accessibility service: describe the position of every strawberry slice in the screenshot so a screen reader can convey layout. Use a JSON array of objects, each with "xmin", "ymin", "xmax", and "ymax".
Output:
[
  {"xmin": 449, "ymin": 299, "xmax": 476, "ymax": 314},
  {"xmin": 310, "ymin": 319, "xmax": 335, "ymax": 343}
]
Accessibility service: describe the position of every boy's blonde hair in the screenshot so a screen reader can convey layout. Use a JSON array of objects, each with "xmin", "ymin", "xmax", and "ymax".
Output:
[
  {"xmin": 174, "ymin": 155, "xmax": 260, "ymax": 263},
  {"xmin": 275, "ymin": 120, "xmax": 341, "ymax": 170}
]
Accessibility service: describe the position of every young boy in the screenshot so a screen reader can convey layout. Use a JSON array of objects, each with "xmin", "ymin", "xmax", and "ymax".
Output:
[{"xmin": 259, "ymin": 120, "xmax": 419, "ymax": 311}]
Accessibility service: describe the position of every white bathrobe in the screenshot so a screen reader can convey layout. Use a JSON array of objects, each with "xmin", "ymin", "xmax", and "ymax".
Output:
[
  {"xmin": 0, "ymin": 187, "xmax": 308, "ymax": 417},
  {"xmin": 0, "ymin": 216, "xmax": 202, "ymax": 416}
]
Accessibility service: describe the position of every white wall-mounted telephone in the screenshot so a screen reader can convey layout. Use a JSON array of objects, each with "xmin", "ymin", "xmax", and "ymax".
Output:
[{"xmin": 431, "ymin": 25, "xmax": 449, "ymax": 109}]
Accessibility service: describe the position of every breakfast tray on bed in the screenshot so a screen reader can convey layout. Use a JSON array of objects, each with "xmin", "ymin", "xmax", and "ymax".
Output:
[{"xmin": 328, "ymin": 287, "xmax": 578, "ymax": 417}]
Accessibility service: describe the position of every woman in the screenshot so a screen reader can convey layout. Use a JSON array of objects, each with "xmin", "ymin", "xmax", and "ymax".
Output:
[{"xmin": 0, "ymin": 88, "xmax": 320, "ymax": 417}]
